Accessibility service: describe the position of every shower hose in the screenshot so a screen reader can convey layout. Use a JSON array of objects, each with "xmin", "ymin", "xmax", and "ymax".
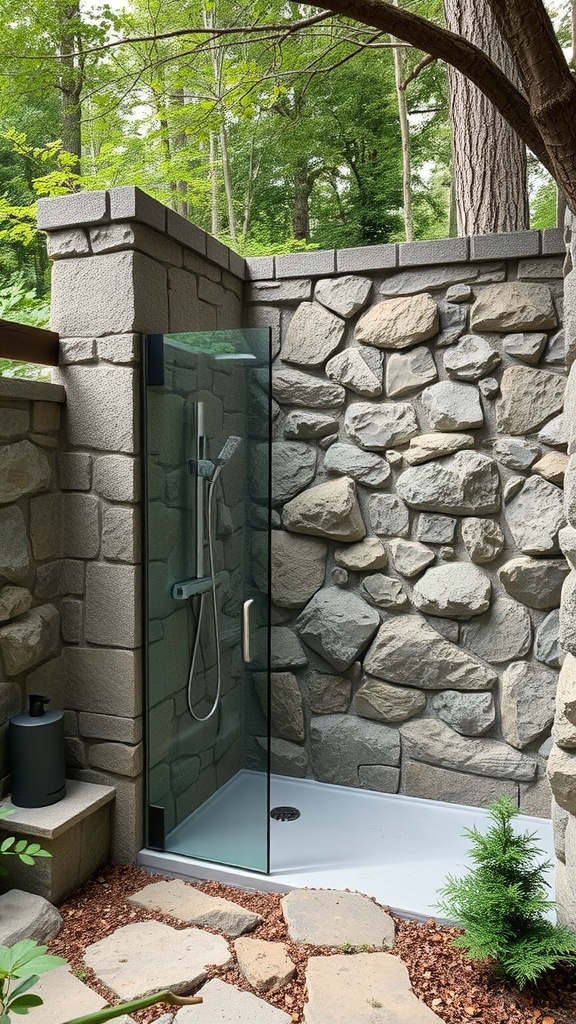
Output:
[{"xmin": 186, "ymin": 468, "xmax": 223, "ymax": 721}]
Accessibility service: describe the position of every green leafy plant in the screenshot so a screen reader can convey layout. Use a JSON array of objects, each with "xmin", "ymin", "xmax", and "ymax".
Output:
[
  {"xmin": 0, "ymin": 809, "xmax": 51, "ymax": 875},
  {"xmin": 0, "ymin": 939, "xmax": 65, "ymax": 1022},
  {"xmin": 437, "ymin": 796, "xmax": 576, "ymax": 989}
]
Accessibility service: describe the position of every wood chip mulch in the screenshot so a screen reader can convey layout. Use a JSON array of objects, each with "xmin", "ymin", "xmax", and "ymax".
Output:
[{"xmin": 46, "ymin": 864, "xmax": 576, "ymax": 1024}]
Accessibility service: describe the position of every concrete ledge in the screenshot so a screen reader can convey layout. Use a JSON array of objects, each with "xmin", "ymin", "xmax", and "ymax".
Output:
[
  {"xmin": 0, "ymin": 378, "xmax": 66, "ymax": 403},
  {"xmin": 399, "ymin": 236, "xmax": 469, "ymax": 266},
  {"xmin": 470, "ymin": 230, "xmax": 540, "ymax": 261},
  {"xmin": 1, "ymin": 780, "xmax": 115, "ymax": 838}
]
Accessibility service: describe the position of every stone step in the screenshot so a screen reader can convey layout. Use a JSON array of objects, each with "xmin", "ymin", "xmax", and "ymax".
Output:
[
  {"xmin": 234, "ymin": 937, "xmax": 296, "ymax": 992},
  {"xmin": 25, "ymin": 965, "xmax": 134, "ymax": 1024},
  {"xmin": 281, "ymin": 889, "xmax": 395, "ymax": 948},
  {"xmin": 128, "ymin": 878, "xmax": 261, "ymax": 936},
  {"xmin": 174, "ymin": 978, "xmax": 291, "ymax": 1023}
]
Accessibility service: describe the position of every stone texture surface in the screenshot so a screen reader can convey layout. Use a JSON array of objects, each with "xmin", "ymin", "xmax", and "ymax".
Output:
[
  {"xmin": 430, "ymin": 691, "xmax": 495, "ymax": 736},
  {"xmin": 0, "ymin": 585, "xmax": 32, "ymax": 623},
  {"xmin": 23, "ymin": 966, "xmax": 109, "ymax": 1024},
  {"xmin": 333, "ymin": 537, "xmax": 388, "ymax": 572},
  {"xmin": 505, "ymin": 477, "xmax": 564, "ymax": 555},
  {"xmin": 315, "ymin": 275, "xmax": 372, "ymax": 318},
  {"xmin": 0, "ymin": 604, "xmax": 59, "ymax": 675},
  {"xmin": 385, "ymin": 347, "xmax": 437, "ymax": 397},
  {"xmin": 500, "ymin": 662, "xmax": 558, "ymax": 749},
  {"xmin": 344, "ymin": 401, "xmax": 418, "ymax": 450},
  {"xmin": 271, "ymin": 442, "xmax": 317, "ymax": 505},
  {"xmin": 498, "ymin": 556, "xmax": 569, "ymax": 608},
  {"xmin": 403, "ymin": 433, "xmax": 474, "ymax": 466},
  {"xmin": 282, "ymin": 889, "xmax": 394, "ymax": 948},
  {"xmin": 536, "ymin": 609, "xmax": 562, "ymax": 667},
  {"xmin": 412, "ymin": 564, "xmax": 491, "ymax": 619},
  {"xmin": 504, "ymin": 331, "xmax": 548, "ymax": 364},
  {"xmin": 355, "ymin": 293, "xmax": 438, "ymax": 349},
  {"xmin": 401, "ymin": 719, "xmax": 537, "ymax": 780},
  {"xmin": 271, "ymin": 532, "xmax": 327, "ymax": 609},
  {"xmin": 364, "ymin": 616, "xmax": 496, "ymax": 691},
  {"xmin": 368, "ymin": 494, "xmax": 410, "ymax": 537},
  {"xmin": 416, "ymin": 513, "xmax": 456, "ymax": 544},
  {"xmin": 282, "ymin": 302, "xmax": 345, "ymax": 367},
  {"xmin": 307, "ymin": 672, "xmax": 351, "ymax": 714},
  {"xmin": 295, "ymin": 588, "xmax": 379, "ymax": 671},
  {"xmin": 403, "ymin": 761, "xmax": 518, "ymax": 807},
  {"xmin": 234, "ymin": 938, "xmax": 296, "ymax": 993},
  {"xmin": 353, "ymin": 678, "xmax": 426, "ymax": 723},
  {"xmin": 0, "ymin": 890, "xmax": 62, "ymax": 946},
  {"xmin": 388, "ymin": 539, "xmax": 435, "ymax": 577},
  {"xmin": 470, "ymin": 282, "xmax": 557, "ymax": 331},
  {"xmin": 128, "ymin": 880, "xmax": 261, "ymax": 936},
  {"xmin": 324, "ymin": 443, "xmax": 390, "ymax": 487},
  {"xmin": 361, "ymin": 573, "xmax": 408, "ymax": 609},
  {"xmin": 491, "ymin": 437, "xmax": 541, "ymax": 471},
  {"xmin": 325, "ymin": 349, "xmax": 382, "ymax": 396},
  {"xmin": 460, "ymin": 517, "xmax": 505, "ymax": 563},
  {"xmin": 175, "ymin": 978, "xmax": 291, "ymax": 1024},
  {"xmin": 443, "ymin": 335, "xmax": 501, "ymax": 381},
  {"xmin": 397, "ymin": 451, "xmax": 500, "ymax": 514},
  {"xmin": 422, "ymin": 381, "xmax": 484, "ymax": 431},
  {"xmin": 282, "ymin": 477, "xmax": 365, "ymax": 542},
  {"xmin": 310, "ymin": 714, "xmax": 400, "ymax": 787},
  {"xmin": 272, "ymin": 366, "xmax": 345, "ymax": 408},
  {"xmin": 283, "ymin": 410, "xmax": 339, "ymax": 440},
  {"xmin": 460, "ymin": 596, "xmax": 532, "ymax": 663},
  {"xmin": 0, "ymin": 440, "xmax": 51, "ymax": 503},
  {"xmin": 0, "ymin": 507, "xmax": 31, "ymax": 581},
  {"xmin": 496, "ymin": 366, "xmax": 566, "ymax": 434},
  {"xmin": 532, "ymin": 451, "xmax": 569, "ymax": 484}
]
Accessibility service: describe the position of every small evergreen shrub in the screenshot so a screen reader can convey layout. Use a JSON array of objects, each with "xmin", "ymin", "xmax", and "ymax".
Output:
[{"xmin": 437, "ymin": 796, "xmax": 576, "ymax": 989}]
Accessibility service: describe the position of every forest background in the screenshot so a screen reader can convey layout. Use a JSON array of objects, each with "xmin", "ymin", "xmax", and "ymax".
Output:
[{"xmin": 0, "ymin": 0, "xmax": 572, "ymax": 336}]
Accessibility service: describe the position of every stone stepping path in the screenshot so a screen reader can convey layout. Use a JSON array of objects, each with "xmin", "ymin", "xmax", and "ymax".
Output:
[
  {"xmin": 304, "ymin": 953, "xmax": 445, "ymax": 1024},
  {"xmin": 25, "ymin": 965, "xmax": 133, "ymax": 1024},
  {"xmin": 128, "ymin": 879, "xmax": 262, "ymax": 936},
  {"xmin": 173, "ymin": 978, "xmax": 291, "ymax": 1023},
  {"xmin": 234, "ymin": 936, "xmax": 296, "ymax": 992},
  {"xmin": 83, "ymin": 920, "xmax": 231, "ymax": 999},
  {"xmin": 281, "ymin": 888, "xmax": 395, "ymax": 948}
]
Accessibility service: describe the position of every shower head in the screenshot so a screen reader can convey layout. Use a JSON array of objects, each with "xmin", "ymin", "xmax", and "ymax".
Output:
[{"xmin": 215, "ymin": 435, "xmax": 241, "ymax": 467}]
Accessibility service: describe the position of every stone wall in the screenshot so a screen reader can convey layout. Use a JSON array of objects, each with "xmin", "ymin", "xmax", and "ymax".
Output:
[
  {"xmin": 35, "ymin": 186, "xmax": 245, "ymax": 860},
  {"xmin": 0, "ymin": 378, "xmax": 65, "ymax": 789},
  {"xmin": 245, "ymin": 229, "xmax": 568, "ymax": 816}
]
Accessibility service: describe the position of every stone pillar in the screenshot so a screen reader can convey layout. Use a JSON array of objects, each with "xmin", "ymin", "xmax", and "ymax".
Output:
[{"xmin": 39, "ymin": 186, "xmax": 245, "ymax": 860}]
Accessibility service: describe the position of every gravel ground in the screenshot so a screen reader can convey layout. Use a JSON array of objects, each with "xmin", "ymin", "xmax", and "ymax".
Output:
[{"xmin": 46, "ymin": 864, "xmax": 576, "ymax": 1024}]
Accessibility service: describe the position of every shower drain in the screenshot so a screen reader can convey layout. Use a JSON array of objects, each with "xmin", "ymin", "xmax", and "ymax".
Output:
[{"xmin": 270, "ymin": 806, "xmax": 300, "ymax": 822}]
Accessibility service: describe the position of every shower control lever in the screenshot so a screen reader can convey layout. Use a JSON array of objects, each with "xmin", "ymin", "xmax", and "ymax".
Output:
[{"xmin": 242, "ymin": 598, "xmax": 254, "ymax": 664}]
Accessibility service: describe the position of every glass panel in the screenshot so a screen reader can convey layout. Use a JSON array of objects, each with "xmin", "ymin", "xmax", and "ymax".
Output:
[{"xmin": 143, "ymin": 329, "xmax": 271, "ymax": 873}]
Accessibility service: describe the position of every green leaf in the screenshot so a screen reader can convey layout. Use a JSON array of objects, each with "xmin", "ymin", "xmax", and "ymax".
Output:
[
  {"xmin": 17, "ymin": 855, "xmax": 35, "ymax": 866},
  {"xmin": 13, "ymin": 841, "xmax": 27, "ymax": 854},
  {"xmin": 8, "ymin": 993, "xmax": 43, "ymax": 1013},
  {"xmin": 9, "ymin": 976, "xmax": 40, "ymax": 1001},
  {"xmin": 0, "ymin": 838, "xmax": 15, "ymax": 853}
]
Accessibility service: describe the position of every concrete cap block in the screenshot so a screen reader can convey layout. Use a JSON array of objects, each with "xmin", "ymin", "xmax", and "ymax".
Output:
[
  {"xmin": 399, "ymin": 236, "xmax": 469, "ymax": 266},
  {"xmin": 276, "ymin": 249, "xmax": 336, "ymax": 278},
  {"xmin": 0, "ymin": 378, "xmax": 65, "ymax": 404},
  {"xmin": 0, "ymin": 779, "xmax": 115, "ymax": 840},
  {"xmin": 542, "ymin": 227, "xmax": 566, "ymax": 254},
  {"xmin": 228, "ymin": 248, "xmax": 246, "ymax": 280},
  {"xmin": 166, "ymin": 209, "xmax": 207, "ymax": 254},
  {"xmin": 336, "ymin": 244, "xmax": 397, "ymax": 273},
  {"xmin": 90, "ymin": 222, "xmax": 183, "ymax": 267},
  {"xmin": 206, "ymin": 233, "xmax": 230, "ymax": 269},
  {"xmin": 109, "ymin": 185, "xmax": 166, "ymax": 232},
  {"xmin": 245, "ymin": 256, "xmax": 275, "ymax": 280},
  {"xmin": 470, "ymin": 230, "xmax": 540, "ymax": 261},
  {"xmin": 71, "ymin": 768, "xmax": 142, "ymax": 863},
  {"xmin": 37, "ymin": 190, "xmax": 109, "ymax": 231}
]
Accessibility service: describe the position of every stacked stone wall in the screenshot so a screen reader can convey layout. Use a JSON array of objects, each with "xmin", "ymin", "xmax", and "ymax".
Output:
[
  {"xmin": 245, "ymin": 230, "xmax": 567, "ymax": 817},
  {"xmin": 0, "ymin": 379, "xmax": 65, "ymax": 789}
]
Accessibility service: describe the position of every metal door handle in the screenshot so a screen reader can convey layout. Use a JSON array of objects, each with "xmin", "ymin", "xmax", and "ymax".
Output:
[{"xmin": 242, "ymin": 599, "xmax": 254, "ymax": 663}]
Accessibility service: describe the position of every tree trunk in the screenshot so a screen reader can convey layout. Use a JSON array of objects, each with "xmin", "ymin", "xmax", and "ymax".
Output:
[
  {"xmin": 219, "ymin": 124, "xmax": 237, "ymax": 244},
  {"xmin": 293, "ymin": 161, "xmax": 311, "ymax": 240},
  {"xmin": 391, "ymin": 17, "xmax": 413, "ymax": 242},
  {"xmin": 444, "ymin": 0, "xmax": 528, "ymax": 233},
  {"xmin": 58, "ymin": 2, "xmax": 83, "ymax": 171},
  {"xmin": 209, "ymin": 131, "xmax": 219, "ymax": 236}
]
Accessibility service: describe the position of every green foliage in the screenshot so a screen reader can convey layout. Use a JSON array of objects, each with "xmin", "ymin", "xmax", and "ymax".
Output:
[
  {"xmin": 0, "ymin": 939, "xmax": 65, "ymax": 1022},
  {"xmin": 0, "ymin": 809, "xmax": 52, "ymax": 876},
  {"xmin": 437, "ymin": 797, "xmax": 576, "ymax": 989}
]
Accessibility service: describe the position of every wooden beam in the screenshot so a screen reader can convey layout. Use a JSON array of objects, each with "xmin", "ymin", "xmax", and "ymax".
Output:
[{"xmin": 0, "ymin": 319, "xmax": 59, "ymax": 367}]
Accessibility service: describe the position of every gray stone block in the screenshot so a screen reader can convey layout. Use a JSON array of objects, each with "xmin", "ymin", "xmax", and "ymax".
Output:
[
  {"xmin": 216, "ymin": 289, "xmax": 242, "ymax": 329},
  {"xmin": 0, "ymin": 506, "xmax": 31, "ymax": 581},
  {"xmin": 64, "ymin": 647, "xmax": 142, "ymax": 715},
  {"xmin": 470, "ymin": 230, "xmax": 540, "ymax": 261},
  {"xmin": 399, "ymin": 236, "xmax": 468, "ymax": 266},
  {"xmin": 90, "ymin": 222, "xmax": 182, "ymax": 267},
  {"xmin": 30, "ymin": 494, "xmax": 63, "ymax": 559},
  {"xmin": 228, "ymin": 248, "xmax": 246, "ymax": 280},
  {"xmin": 85, "ymin": 562, "xmax": 141, "ymax": 647},
  {"xmin": 245, "ymin": 256, "xmax": 274, "ymax": 280},
  {"xmin": 37, "ymin": 190, "xmax": 109, "ymax": 230},
  {"xmin": 402, "ymin": 761, "xmax": 518, "ymax": 807},
  {"xmin": 46, "ymin": 228, "xmax": 90, "ymax": 258},
  {"xmin": 79, "ymin": 712, "xmax": 142, "ymax": 743},
  {"xmin": 56, "ymin": 364, "xmax": 138, "ymax": 454},
  {"xmin": 167, "ymin": 267, "xmax": 202, "ymax": 333},
  {"xmin": 93, "ymin": 454, "xmax": 140, "ymax": 502},
  {"xmin": 58, "ymin": 451, "xmax": 92, "ymax": 490},
  {"xmin": 51, "ymin": 251, "xmax": 168, "ymax": 335},
  {"xmin": 336, "ymin": 244, "xmax": 397, "ymax": 273},
  {"xmin": 166, "ymin": 209, "xmax": 206, "ymax": 253},
  {"xmin": 96, "ymin": 334, "xmax": 140, "ymax": 364},
  {"xmin": 88, "ymin": 740, "xmax": 144, "ymax": 777},
  {"xmin": 0, "ymin": 406, "xmax": 29, "ymax": 440},
  {"xmin": 276, "ymin": 250, "xmax": 336, "ymax": 278},
  {"xmin": 102, "ymin": 505, "xmax": 140, "ymax": 563},
  {"xmin": 64, "ymin": 493, "xmax": 100, "ymax": 558},
  {"xmin": 518, "ymin": 257, "xmax": 564, "ymax": 280},
  {"xmin": 0, "ymin": 890, "xmax": 62, "ymax": 946},
  {"xmin": 0, "ymin": 603, "xmax": 59, "ymax": 675},
  {"xmin": 109, "ymin": 185, "xmax": 166, "ymax": 232},
  {"xmin": 542, "ymin": 227, "xmax": 566, "ymax": 254},
  {"xmin": 72, "ymin": 767, "xmax": 142, "ymax": 863},
  {"xmin": 198, "ymin": 276, "xmax": 224, "ymax": 305},
  {"xmin": 61, "ymin": 597, "xmax": 83, "ymax": 643},
  {"xmin": 59, "ymin": 337, "xmax": 97, "ymax": 364},
  {"xmin": 206, "ymin": 233, "xmax": 230, "ymax": 269},
  {"xmin": 247, "ymin": 279, "xmax": 311, "ymax": 304}
]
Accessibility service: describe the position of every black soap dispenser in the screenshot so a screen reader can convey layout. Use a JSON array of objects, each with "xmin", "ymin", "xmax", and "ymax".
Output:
[{"xmin": 9, "ymin": 695, "xmax": 66, "ymax": 808}]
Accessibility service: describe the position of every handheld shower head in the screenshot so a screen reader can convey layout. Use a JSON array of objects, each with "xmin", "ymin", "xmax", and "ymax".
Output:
[{"xmin": 215, "ymin": 435, "xmax": 241, "ymax": 466}]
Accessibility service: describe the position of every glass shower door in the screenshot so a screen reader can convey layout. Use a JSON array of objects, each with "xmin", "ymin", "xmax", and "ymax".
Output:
[{"xmin": 143, "ymin": 329, "xmax": 271, "ymax": 873}]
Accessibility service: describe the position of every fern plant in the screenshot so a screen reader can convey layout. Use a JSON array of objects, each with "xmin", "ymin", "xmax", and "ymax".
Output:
[{"xmin": 437, "ymin": 796, "xmax": 576, "ymax": 989}]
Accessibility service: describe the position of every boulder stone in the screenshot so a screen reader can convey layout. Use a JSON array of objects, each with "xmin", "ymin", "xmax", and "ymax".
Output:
[
  {"xmin": 397, "ymin": 451, "xmax": 500, "ymax": 514},
  {"xmin": 324, "ymin": 443, "xmax": 390, "ymax": 488},
  {"xmin": 478, "ymin": 377, "xmax": 499, "ymax": 399},
  {"xmin": 307, "ymin": 671, "xmax": 351, "ymax": 714},
  {"xmin": 380, "ymin": 263, "xmax": 504, "ymax": 296},
  {"xmin": 333, "ymin": 537, "xmax": 388, "ymax": 572},
  {"xmin": 0, "ymin": 890, "xmax": 62, "ymax": 946},
  {"xmin": 538, "ymin": 413, "xmax": 567, "ymax": 448},
  {"xmin": 270, "ymin": 627, "xmax": 308, "ymax": 670},
  {"xmin": 272, "ymin": 366, "xmax": 346, "ymax": 407},
  {"xmin": 498, "ymin": 556, "xmax": 569, "ymax": 608},
  {"xmin": 282, "ymin": 477, "xmax": 365, "ymax": 542},
  {"xmin": 470, "ymin": 282, "xmax": 557, "ymax": 332},
  {"xmin": 532, "ymin": 452, "xmax": 568, "ymax": 485},
  {"xmin": 361, "ymin": 573, "xmax": 408, "ymax": 610},
  {"xmin": 353, "ymin": 677, "xmax": 426, "ymax": 722},
  {"xmin": 500, "ymin": 661, "xmax": 557, "ymax": 749},
  {"xmin": 403, "ymin": 761, "xmax": 518, "ymax": 807},
  {"xmin": 0, "ymin": 507, "xmax": 31, "ymax": 582},
  {"xmin": 269, "ymin": 672, "xmax": 304, "ymax": 742},
  {"xmin": 310, "ymin": 714, "xmax": 400, "ymax": 787},
  {"xmin": 547, "ymin": 744, "xmax": 576, "ymax": 816},
  {"xmin": 416, "ymin": 513, "xmax": 456, "ymax": 544},
  {"xmin": 283, "ymin": 410, "xmax": 339, "ymax": 440},
  {"xmin": 460, "ymin": 596, "xmax": 532, "ymax": 663},
  {"xmin": 0, "ymin": 604, "xmax": 60, "ymax": 676},
  {"xmin": 385, "ymin": 346, "xmax": 437, "ymax": 397},
  {"xmin": 544, "ymin": 328, "xmax": 566, "ymax": 366},
  {"xmin": 491, "ymin": 437, "xmax": 541, "ymax": 471},
  {"xmin": 325, "ymin": 349, "xmax": 382, "ymax": 397},
  {"xmin": 552, "ymin": 656, "xmax": 576, "ymax": 748},
  {"xmin": 443, "ymin": 335, "xmax": 501, "ymax": 381},
  {"xmin": 315, "ymin": 275, "xmax": 372, "ymax": 318},
  {"xmin": 400, "ymin": 719, "xmax": 538, "ymax": 780},
  {"xmin": 271, "ymin": 532, "xmax": 327, "ymax": 609},
  {"xmin": 282, "ymin": 302, "xmax": 345, "ymax": 367},
  {"xmin": 0, "ymin": 440, "xmax": 51, "ymax": 504},
  {"xmin": 504, "ymin": 475, "xmax": 525, "ymax": 503},
  {"xmin": 0, "ymin": 585, "xmax": 32, "ymax": 623},
  {"xmin": 295, "ymin": 587, "xmax": 379, "ymax": 671},
  {"xmin": 460, "ymin": 517, "xmax": 504, "ymax": 564},
  {"xmin": 436, "ymin": 299, "xmax": 469, "ymax": 347},
  {"xmin": 344, "ymin": 401, "xmax": 418, "ymax": 450},
  {"xmin": 412, "ymin": 564, "xmax": 491, "ymax": 619},
  {"xmin": 271, "ymin": 442, "xmax": 316, "ymax": 505},
  {"xmin": 446, "ymin": 284, "xmax": 472, "ymax": 302},
  {"xmin": 403, "ymin": 432, "xmax": 474, "ymax": 466},
  {"xmin": 496, "ymin": 366, "xmax": 566, "ymax": 435},
  {"xmin": 355, "ymin": 293, "xmax": 438, "ymax": 350},
  {"xmin": 234, "ymin": 938, "xmax": 295, "ymax": 993},
  {"xmin": 504, "ymin": 331, "xmax": 548, "ymax": 364},
  {"xmin": 368, "ymin": 494, "xmax": 410, "ymax": 537},
  {"xmin": 431, "ymin": 691, "xmax": 495, "ymax": 736},
  {"xmin": 364, "ymin": 615, "xmax": 497, "ymax": 691},
  {"xmin": 421, "ymin": 381, "xmax": 484, "ymax": 431},
  {"xmin": 506, "ymin": 477, "xmax": 564, "ymax": 555},
  {"xmin": 388, "ymin": 539, "xmax": 435, "ymax": 577},
  {"xmin": 269, "ymin": 737, "xmax": 307, "ymax": 777},
  {"xmin": 535, "ymin": 609, "xmax": 562, "ymax": 667}
]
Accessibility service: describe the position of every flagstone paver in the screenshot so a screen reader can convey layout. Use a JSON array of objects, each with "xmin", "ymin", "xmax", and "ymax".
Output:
[
  {"xmin": 25, "ymin": 965, "xmax": 134, "ymax": 1024},
  {"xmin": 174, "ymin": 978, "xmax": 291, "ymax": 1023},
  {"xmin": 304, "ymin": 953, "xmax": 445, "ymax": 1024},
  {"xmin": 234, "ymin": 937, "xmax": 296, "ymax": 992},
  {"xmin": 281, "ymin": 889, "xmax": 395, "ymax": 948},
  {"xmin": 83, "ymin": 920, "xmax": 231, "ymax": 999},
  {"xmin": 128, "ymin": 879, "xmax": 262, "ymax": 936}
]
